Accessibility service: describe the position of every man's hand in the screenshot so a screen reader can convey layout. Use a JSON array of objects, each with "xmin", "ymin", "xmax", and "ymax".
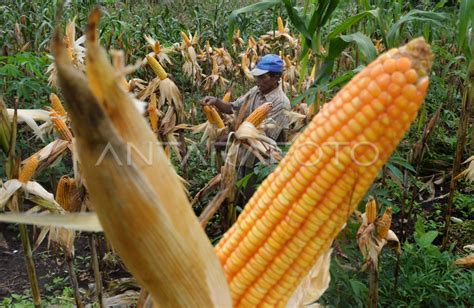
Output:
[
  {"xmin": 200, "ymin": 96, "xmax": 219, "ymax": 107},
  {"xmin": 199, "ymin": 96, "xmax": 233, "ymax": 114}
]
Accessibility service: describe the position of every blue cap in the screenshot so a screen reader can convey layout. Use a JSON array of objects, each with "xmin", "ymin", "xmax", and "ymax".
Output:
[{"xmin": 251, "ymin": 54, "xmax": 284, "ymax": 76}]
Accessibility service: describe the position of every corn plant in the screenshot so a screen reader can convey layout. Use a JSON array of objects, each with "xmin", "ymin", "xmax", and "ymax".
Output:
[{"xmin": 442, "ymin": 0, "xmax": 474, "ymax": 248}]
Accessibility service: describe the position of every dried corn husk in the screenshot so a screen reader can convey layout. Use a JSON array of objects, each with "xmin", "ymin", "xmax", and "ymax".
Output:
[{"xmin": 51, "ymin": 8, "xmax": 231, "ymax": 307}]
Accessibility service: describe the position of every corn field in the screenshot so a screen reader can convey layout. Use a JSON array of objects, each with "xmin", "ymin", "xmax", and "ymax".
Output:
[{"xmin": 0, "ymin": 0, "xmax": 473, "ymax": 307}]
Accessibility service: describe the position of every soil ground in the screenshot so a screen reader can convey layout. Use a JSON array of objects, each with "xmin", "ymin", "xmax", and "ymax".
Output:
[{"xmin": 0, "ymin": 223, "xmax": 132, "ymax": 301}]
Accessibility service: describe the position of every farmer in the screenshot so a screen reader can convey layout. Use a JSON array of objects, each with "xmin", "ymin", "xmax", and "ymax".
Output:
[{"xmin": 201, "ymin": 54, "xmax": 291, "ymax": 203}]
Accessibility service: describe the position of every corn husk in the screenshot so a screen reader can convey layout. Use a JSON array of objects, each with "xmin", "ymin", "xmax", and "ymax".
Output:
[
  {"xmin": 51, "ymin": 8, "xmax": 231, "ymax": 307},
  {"xmin": 0, "ymin": 212, "xmax": 102, "ymax": 232}
]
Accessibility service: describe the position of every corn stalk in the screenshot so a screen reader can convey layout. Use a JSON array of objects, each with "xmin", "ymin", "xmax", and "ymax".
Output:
[
  {"xmin": 15, "ymin": 194, "xmax": 42, "ymax": 308},
  {"xmin": 90, "ymin": 233, "xmax": 104, "ymax": 307},
  {"xmin": 1, "ymin": 101, "xmax": 41, "ymax": 307},
  {"xmin": 442, "ymin": 58, "xmax": 473, "ymax": 248},
  {"xmin": 442, "ymin": 0, "xmax": 474, "ymax": 248}
]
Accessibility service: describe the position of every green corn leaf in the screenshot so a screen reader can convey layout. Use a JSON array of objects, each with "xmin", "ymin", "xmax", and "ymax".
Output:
[
  {"xmin": 312, "ymin": 36, "xmax": 348, "ymax": 87},
  {"xmin": 327, "ymin": 8, "xmax": 380, "ymax": 40},
  {"xmin": 386, "ymin": 163, "xmax": 404, "ymax": 186},
  {"xmin": 386, "ymin": 10, "xmax": 447, "ymax": 47},
  {"xmin": 282, "ymin": 0, "xmax": 312, "ymax": 43},
  {"xmin": 416, "ymin": 231, "xmax": 439, "ymax": 248},
  {"xmin": 227, "ymin": 0, "xmax": 280, "ymax": 43},
  {"xmin": 308, "ymin": 0, "xmax": 340, "ymax": 33},
  {"xmin": 458, "ymin": 0, "xmax": 474, "ymax": 60},
  {"xmin": 340, "ymin": 32, "xmax": 377, "ymax": 63},
  {"xmin": 291, "ymin": 86, "xmax": 317, "ymax": 106},
  {"xmin": 318, "ymin": 0, "xmax": 340, "ymax": 30},
  {"xmin": 297, "ymin": 48, "xmax": 309, "ymax": 89},
  {"xmin": 313, "ymin": 33, "xmax": 374, "ymax": 87},
  {"xmin": 327, "ymin": 66, "xmax": 363, "ymax": 90}
]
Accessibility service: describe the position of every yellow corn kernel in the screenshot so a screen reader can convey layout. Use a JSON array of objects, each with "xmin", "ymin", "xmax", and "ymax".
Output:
[
  {"xmin": 222, "ymin": 91, "xmax": 232, "ymax": 103},
  {"xmin": 376, "ymin": 207, "xmax": 392, "ymax": 239},
  {"xmin": 146, "ymin": 55, "xmax": 167, "ymax": 80},
  {"xmin": 277, "ymin": 16, "xmax": 285, "ymax": 33},
  {"xmin": 51, "ymin": 111, "xmax": 73, "ymax": 141},
  {"xmin": 19, "ymin": 155, "xmax": 39, "ymax": 183},
  {"xmin": 56, "ymin": 176, "xmax": 77, "ymax": 212},
  {"xmin": 181, "ymin": 31, "xmax": 192, "ymax": 47},
  {"xmin": 245, "ymin": 102, "xmax": 273, "ymax": 127},
  {"xmin": 148, "ymin": 94, "xmax": 159, "ymax": 133},
  {"xmin": 50, "ymin": 93, "xmax": 66, "ymax": 116},
  {"xmin": 209, "ymin": 106, "xmax": 225, "ymax": 129},
  {"xmin": 154, "ymin": 41, "xmax": 161, "ymax": 54},
  {"xmin": 215, "ymin": 38, "xmax": 432, "ymax": 307},
  {"xmin": 283, "ymin": 55, "xmax": 291, "ymax": 68},
  {"xmin": 365, "ymin": 196, "xmax": 377, "ymax": 224}
]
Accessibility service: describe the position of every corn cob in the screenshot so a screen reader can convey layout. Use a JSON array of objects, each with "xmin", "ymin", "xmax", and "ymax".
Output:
[
  {"xmin": 19, "ymin": 155, "xmax": 39, "ymax": 183},
  {"xmin": 245, "ymin": 102, "xmax": 273, "ymax": 127},
  {"xmin": 310, "ymin": 64, "xmax": 317, "ymax": 81},
  {"xmin": 148, "ymin": 93, "xmax": 159, "ymax": 133},
  {"xmin": 205, "ymin": 40, "xmax": 212, "ymax": 53},
  {"xmin": 235, "ymin": 29, "xmax": 241, "ymax": 39},
  {"xmin": 181, "ymin": 31, "xmax": 192, "ymax": 47},
  {"xmin": 54, "ymin": 8, "xmax": 231, "ymax": 306},
  {"xmin": 222, "ymin": 91, "xmax": 232, "ymax": 103},
  {"xmin": 51, "ymin": 111, "xmax": 73, "ymax": 141},
  {"xmin": 203, "ymin": 105, "xmax": 225, "ymax": 129},
  {"xmin": 248, "ymin": 36, "xmax": 256, "ymax": 48},
  {"xmin": 215, "ymin": 38, "xmax": 432, "ymax": 307},
  {"xmin": 50, "ymin": 93, "xmax": 67, "ymax": 116},
  {"xmin": 0, "ymin": 98, "xmax": 12, "ymax": 154},
  {"xmin": 283, "ymin": 55, "xmax": 292, "ymax": 68},
  {"xmin": 202, "ymin": 105, "xmax": 213, "ymax": 120},
  {"xmin": 365, "ymin": 196, "xmax": 377, "ymax": 224},
  {"xmin": 146, "ymin": 55, "xmax": 167, "ymax": 80},
  {"xmin": 56, "ymin": 176, "xmax": 77, "ymax": 212},
  {"xmin": 154, "ymin": 41, "xmax": 161, "ymax": 54},
  {"xmin": 242, "ymin": 54, "xmax": 248, "ymax": 68},
  {"xmin": 212, "ymin": 57, "xmax": 219, "ymax": 75},
  {"xmin": 375, "ymin": 207, "xmax": 392, "ymax": 239},
  {"xmin": 277, "ymin": 16, "xmax": 285, "ymax": 33}
]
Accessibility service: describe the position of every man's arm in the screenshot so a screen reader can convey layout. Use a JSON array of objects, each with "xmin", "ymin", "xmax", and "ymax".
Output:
[{"xmin": 201, "ymin": 96, "xmax": 233, "ymax": 114}]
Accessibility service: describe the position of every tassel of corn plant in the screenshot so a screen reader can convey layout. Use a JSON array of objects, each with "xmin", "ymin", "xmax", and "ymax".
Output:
[
  {"xmin": 19, "ymin": 155, "xmax": 39, "ymax": 183},
  {"xmin": 50, "ymin": 111, "xmax": 73, "ymax": 141},
  {"xmin": 50, "ymin": 93, "xmax": 67, "ymax": 116},
  {"xmin": 215, "ymin": 38, "xmax": 432, "ymax": 307},
  {"xmin": 53, "ymin": 8, "xmax": 231, "ymax": 307},
  {"xmin": 244, "ymin": 102, "xmax": 273, "ymax": 127}
]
